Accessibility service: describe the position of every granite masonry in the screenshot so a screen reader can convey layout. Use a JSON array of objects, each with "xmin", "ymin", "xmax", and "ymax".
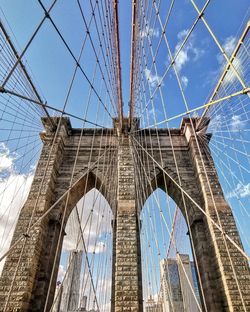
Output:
[{"xmin": 0, "ymin": 117, "xmax": 249, "ymax": 311}]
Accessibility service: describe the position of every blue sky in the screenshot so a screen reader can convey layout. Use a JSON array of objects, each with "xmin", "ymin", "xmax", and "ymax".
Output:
[
  {"xmin": 0, "ymin": 0, "xmax": 249, "ymax": 307},
  {"xmin": 0, "ymin": 0, "xmax": 249, "ymax": 121}
]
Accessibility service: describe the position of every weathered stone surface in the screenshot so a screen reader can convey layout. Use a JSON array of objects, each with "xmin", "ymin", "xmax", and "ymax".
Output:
[
  {"xmin": 0, "ymin": 117, "xmax": 249, "ymax": 312},
  {"xmin": 111, "ymin": 135, "xmax": 143, "ymax": 312}
]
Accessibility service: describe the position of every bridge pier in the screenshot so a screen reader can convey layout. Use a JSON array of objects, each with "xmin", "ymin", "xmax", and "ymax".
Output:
[
  {"xmin": 183, "ymin": 119, "xmax": 250, "ymax": 311},
  {"xmin": 0, "ymin": 118, "xmax": 70, "ymax": 312},
  {"xmin": 111, "ymin": 134, "xmax": 143, "ymax": 312},
  {"xmin": 0, "ymin": 117, "xmax": 249, "ymax": 312}
]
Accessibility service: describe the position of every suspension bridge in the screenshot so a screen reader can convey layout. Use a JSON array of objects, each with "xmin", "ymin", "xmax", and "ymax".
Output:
[{"xmin": 0, "ymin": 1, "xmax": 249, "ymax": 311}]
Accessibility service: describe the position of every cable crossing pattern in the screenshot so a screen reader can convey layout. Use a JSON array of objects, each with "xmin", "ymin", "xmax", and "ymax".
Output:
[{"xmin": 0, "ymin": 1, "xmax": 249, "ymax": 312}]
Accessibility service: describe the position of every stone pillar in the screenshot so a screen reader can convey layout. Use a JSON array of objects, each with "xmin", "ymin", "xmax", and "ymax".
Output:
[
  {"xmin": 0, "ymin": 118, "xmax": 70, "ymax": 311},
  {"xmin": 182, "ymin": 118, "xmax": 250, "ymax": 311},
  {"xmin": 112, "ymin": 135, "xmax": 143, "ymax": 312}
]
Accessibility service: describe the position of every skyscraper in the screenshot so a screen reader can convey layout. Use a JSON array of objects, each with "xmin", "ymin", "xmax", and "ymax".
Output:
[
  {"xmin": 59, "ymin": 250, "xmax": 83, "ymax": 312},
  {"xmin": 145, "ymin": 295, "xmax": 163, "ymax": 312},
  {"xmin": 160, "ymin": 254, "xmax": 200, "ymax": 312}
]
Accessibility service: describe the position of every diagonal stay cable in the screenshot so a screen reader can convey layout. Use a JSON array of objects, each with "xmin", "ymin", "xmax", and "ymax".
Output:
[
  {"xmin": 37, "ymin": 0, "xmax": 115, "ymax": 119},
  {"xmin": 201, "ymin": 21, "xmax": 250, "ymax": 120},
  {"xmin": 131, "ymin": 87, "xmax": 250, "ymax": 133},
  {"xmin": 0, "ymin": 87, "xmax": 106, "ymax": 128},
  {"xmin": 0, "ymin": 21, "xmax": 53, "ymax": 126},
  {"xmin": 133, "ymin": 0, "xmax": 210, "ymax": 121},
  {"xmin": 131, "ymin": 138, "xmax": 202, "ymax": 311},
  {"xmin": 77, "ymin": 0, "xmax": 119, "ymax": 118},
  {"xmin": 190, "ymin": 0, "xmax": 248, "ymax": 91},
  {"xmin": 1, "ymin": 0, "xmax": 57, "ymax": 89},
  {"xmin": 131, "ymin": 51, "xmax": 208, "ymax": 305},
  {"xmin": 0, "ymin": 146, "xmax": 112, "ymax": 264},
  {"xmin": 161, "ymin": 11, "xmax": 248, "ymax": 306},
  {"xmin": 131, "ymin": 135, "xmax": 250, "ymax": 262}
]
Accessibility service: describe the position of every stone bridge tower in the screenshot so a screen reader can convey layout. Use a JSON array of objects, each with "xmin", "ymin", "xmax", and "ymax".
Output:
[{"xmin": 0, "ymin": 117, "xmax": 249, "ymax": 312}]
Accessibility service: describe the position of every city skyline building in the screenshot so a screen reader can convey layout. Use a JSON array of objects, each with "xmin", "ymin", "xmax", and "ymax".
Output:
[
  {"xmin": 56, "ymin": 250, "xmax": 83, "ymax": 312},
  {"xmin": 145, "ymin": 295, "xmax": 163, "ymax": 312},
  {"xmin": 160, "ymin": 254, "xmax": 200, "ymax": 312}
]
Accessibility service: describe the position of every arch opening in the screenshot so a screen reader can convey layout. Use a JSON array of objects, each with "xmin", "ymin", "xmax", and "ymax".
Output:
[
  {"xmin": 140, "ymin": 187, "xmax": 202, "ymax": 312},
  {"xmin": 51, "ymin": 188, "xmax": 113, "ymax": 312}
]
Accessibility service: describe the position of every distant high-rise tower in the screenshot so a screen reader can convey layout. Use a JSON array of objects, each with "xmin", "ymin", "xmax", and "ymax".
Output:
[
  {"xmin": 60, "ymin": 250, "xmax": 83, "ymax": 312},
  {"xmin": 145, "ymin": 295, "xmax": 163, "ymax": 312},
  {"xmin": 1, "ymin": 117, "xmax": 249, "ymax": 311},
  {"xmin": 80, "ymin": 295, "xmax": 87, "ymax": 311},
  {"xmin": 52, "ymin": 282, "xmax": 63, "ymax": 312},
  {"xmin": 160, "ymin": 254, "xmax": 200, "ymax": 312}
]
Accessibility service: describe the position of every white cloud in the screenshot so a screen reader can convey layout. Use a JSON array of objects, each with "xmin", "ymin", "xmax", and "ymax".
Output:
[
  {"xmin": 231, "ymin": 115, "xmax": 246, "ymax": 131},
  {"xmin": 227, "ymin": 183, "xmax": 250, "ymax": 199},
  {"xmin": 177, "ymin": 29, "xmax": 189, "ymax": 41},
  {"xmin": 175, "ymin": 29, "xmax": 204, "ymax": 73},
  {"xmin": 0, "ymin": 160, "xmax": 111, "ymax": 275},
  {"xmin": 224, "ymin": 36, "xmax": 237, "ymax": 54},
  {"xmin": 140, "ymin": 26, "xmax": 159, "ymax": 38},
  {"xmin": 0, "ymin": 171, "xmax": 34, "ymax": 272},
  {"xmin": 224, "ymin": 57, "xmax": 242, "ymax": 84},
  {"xmin": 216, "ymin": 36, "xmax": 243, "ymax": 85},
  {"xmin": 209, "ymin": 114, "xmax": 223, "ymax": 132},
  {"xmin": 0, "ymin": 147, "xmax": 112, "ymax": 285},
  {"xmin": 175, "ymin": 50, "xmax": 189, "ymax": 73},
  {"xmin": 217, "ymin": 36, "xmax": 237, "ymax": 65},
  {"xmin": 173, "ymin": 29, "xmax": 204, "ymax": 89},
  {"xmin": 0, "ymin": 143, "xmax": 35, "ymax": 273},
  {"xmin": 210, "ymin": 114, "xmax": 247, "ymax": 133},
  {"xmin": 239, "ymin": 184, "xmax": 250, "ymax": 197},
  {"xmin": 221, "ymin": 36, "xmax": 237, "ymax": 62},
  {"xmin": 63, "ymin": 189, "xmax": 112, "ymax": 255},
  {"xmin": 181, "ymin": 76, "xmax": 189, "ymax": 89},
  {"xmin": 206, "ymin": 36, "xmax": 240, "ymax": 88},
  {"xmin": 0, "ymin": 143, "xmax": 15, "ymax": 172},
  {"xmin": 144, "ymin": 68, "xmax": 163, "ymax": 89}
]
